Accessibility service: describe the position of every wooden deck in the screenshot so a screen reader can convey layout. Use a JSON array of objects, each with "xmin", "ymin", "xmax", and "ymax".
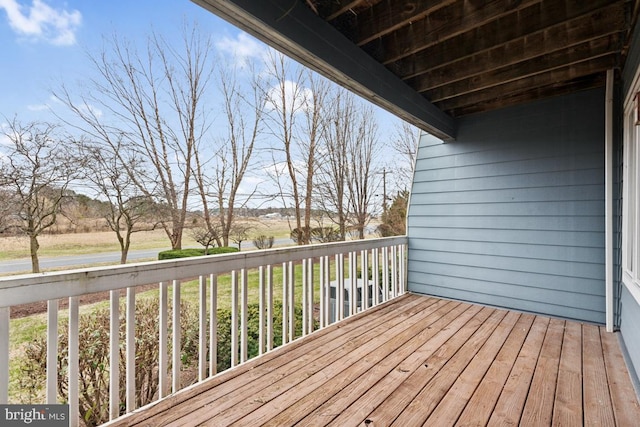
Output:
[{"xmin": 108, "ymin": 293, "xmax": 640, "ymax": 426}]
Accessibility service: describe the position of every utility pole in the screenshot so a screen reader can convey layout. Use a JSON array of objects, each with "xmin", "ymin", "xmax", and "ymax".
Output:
[{"xmin": 382, "ymin": 168, "xmax": 388, "ymax": 215}]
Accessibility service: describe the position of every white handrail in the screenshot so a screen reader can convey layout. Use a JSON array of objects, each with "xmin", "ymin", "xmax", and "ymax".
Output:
[{"xmin": 0, "ymin": 237, "xmax": 407, "ymax": 306}]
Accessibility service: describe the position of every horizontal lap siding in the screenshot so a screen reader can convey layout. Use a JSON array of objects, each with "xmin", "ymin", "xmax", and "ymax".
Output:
[
  {"xmin": 620, "ymin": 287, "xmax": 640, "ymax": 388},
  {"xmin": 407, "ymin": 89, "xmax": 606, "ymax": 323}
]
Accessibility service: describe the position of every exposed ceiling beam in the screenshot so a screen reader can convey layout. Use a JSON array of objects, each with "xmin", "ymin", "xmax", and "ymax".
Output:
[
  {"xmin": 436, "ymin": 56, "xmax": 617, "ymax": 112},
  {"xmin": 352, "ymin": 0, "xmax": 457, "ymax": 46},
  {"xmin": 409, "ymin": 9, "xmax": 624, "ymax": 93},
  {"xmin": 362, "ymin": 0, "xmax": 543, "ymax": 65},
  {"xmin": 393, "ymin": 0, "xmax": 622, "ymax": 80},
  {"xmin": 324, "ymin": 0, "xmax": 365, "ymax": 21},
  {"xmin": 427, "ymin": 36, "xmax": 619, "ymax": 103},
  {"xmin": 447, "ymin": 75, "xmax": 607, "ymax": 117},
  {"xmin": 191, "ymin": 0, "xmax": 456, "ymax": 140}
]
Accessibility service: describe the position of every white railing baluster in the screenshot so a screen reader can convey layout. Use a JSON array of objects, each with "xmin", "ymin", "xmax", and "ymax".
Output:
[
  {"xmin": 391, "ymin": 245, "xmax": 398, "ymax": 298},
  {"xmin": 259, "ymin": 266, "xmax": 265, "ymax": 355},
  {"xmin": 353, "ymin": 252, "xmax": 358, "ymax": 315},
  {"xmin": 362, "ymin": 249, "xmax": 369, "ymax": 310},
  {"xmin": 319, "ymin": 257, "xmax": 326, "ymax": 328},
  {"xmin": 209, "ymin": 274, "xmax": 217, "ymax": 376},
  {"xmin": 348, "ymin": 252, "xmax": 355, "ymax": 317},
  {"xmin": 125, "ymin": 287, "xmax": 135, "ymax": 412},
  {"xmin": 398, "ymin": 245, "xmax": 407, "ymax": 295},
  {"xmin": 109, "ymin": 290, "xmax": 120, "ymax": 420},
  {"xmin": 240, "ymin": 268, "xmax": 248, "ymax": 364},
  {"xmin": 0, "ymin": 307, "xmax": 8, "ymax": 404},
  {"xmin": 373, "ymin": 248, "xmax": 380, "ymax": 306},
  {"xmin": 267, "ymin": 265, "xmax": 273, "ymax": 351},
  {"xmin": 172, "ymin": 279, "xmax": 181, "ymax": 393},
  {"xmin": 323, "ymin": 256, "xmax": 330, "ymax": 326},
  {"xmin": 288, "ymin": 261, "xmax": 295, "ymax": 342},
  {"xmin": 47, "ymin": 299, "xmax": 58, "ymax": 404},
  {"xmin": 159, "ymin": 282, "xmax": 169, "ymax": 398},
  {"xmin": 281, "ymin": 262, "xmax": 288, "ymax": 345},
  {"xmin": 308, "ymin": 258, "xmax": 314, "ymax": 333},
  {"xmin": 382, "ymin": 246, "xmax": 390, "ymax": 302},
  {"xmin": 68, "ymin": 296, "xmax": 79, "ymax": 427},
  {"xmin": 337, "ymin": 253, "xmax": 344, "ymax": 322},
  {"xmin": 231, "ymin": 270, "xmax": 239, "ymax": 367},
  {"xmin": 302, "ymin": 259, "xmax": 308, "ymax": 336},
  {"xmin": 198, "ymin": 275, "xmax": 206, "ymax": 382}
]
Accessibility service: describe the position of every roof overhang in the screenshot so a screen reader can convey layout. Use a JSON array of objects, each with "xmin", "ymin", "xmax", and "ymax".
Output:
[
  {"xmin": 192, "ymin": 0, "xmax": 456, "ymax": 140},
  {"xmin": 192, "ymin": 1, "xmax": 640, "ymax": 142}
]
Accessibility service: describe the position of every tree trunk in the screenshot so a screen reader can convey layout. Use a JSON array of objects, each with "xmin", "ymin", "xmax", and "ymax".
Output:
[
  {"xmin": 120, "ymin": 232, "xmax": 131, "ymax": 264},
  {"xmin": 29, "ymin": 234, "xmax": 40, "ymax": 273}
]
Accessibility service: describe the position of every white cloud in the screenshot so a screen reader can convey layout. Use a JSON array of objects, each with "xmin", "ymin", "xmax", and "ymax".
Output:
[
  {"xmin": 0, "ymin": 0, "xmax": 82, "ymax": 46},
  {"xmin": 78, "ymin": 103, "xmax": 102, "ymax": 119},
  {"xmin": 216, "ymin": 32, "xmax": 268, "ymax": 66},
  {"xmin": 265, "ymin": 80, "xmax": 314, "ymax": 113},
  {"xmin": 30, "ymin": 96, "xmax": 102, "ymax": 119},
  {"xmin": 26, "ymin": 103, "xmax": 49, "ymax": 111},
  {"xmin": 0, "ymin": 124, "xmax": 12, "ymax": 164}
]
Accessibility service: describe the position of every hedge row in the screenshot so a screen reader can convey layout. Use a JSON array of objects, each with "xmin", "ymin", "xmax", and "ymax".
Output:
[{"xmin": 158, "ymin": 247, "xmax": 239, "ymax": 260}]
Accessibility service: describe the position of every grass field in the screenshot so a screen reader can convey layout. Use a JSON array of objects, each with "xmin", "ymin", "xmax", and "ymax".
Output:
[{"xmin": 0, "ymin": 218, "xmax": 295, "ymax": 261}]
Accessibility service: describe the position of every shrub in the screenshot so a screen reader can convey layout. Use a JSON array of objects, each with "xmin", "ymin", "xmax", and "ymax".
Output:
[
  {"xmin": 252, "ymin": 235, "xmax": 274, "ymax": 249},
  {"xmin": 215, "ymin": 301, "xmax": 312, "ymax": 372},
  {"xmin": 16, "ymin": 296, "xmax": 316, "ymax": 426},
  {"xmin": 16, "ymin": 299, "xmax": 200, "ymax": 427},
  {"xmin": 158, "ymin": 247, "xmax": 238, "ymax": 260}
]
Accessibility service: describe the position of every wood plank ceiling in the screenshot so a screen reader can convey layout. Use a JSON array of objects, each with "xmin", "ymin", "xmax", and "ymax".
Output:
[{"xmin": 305, "ymin": 0, "xmax": 640, "ymax": 117}]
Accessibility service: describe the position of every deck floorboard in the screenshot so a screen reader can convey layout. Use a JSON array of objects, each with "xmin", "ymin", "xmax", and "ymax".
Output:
[{"xmin": 107, "ymin": 293, "xmax": 640, "ymax": 427}]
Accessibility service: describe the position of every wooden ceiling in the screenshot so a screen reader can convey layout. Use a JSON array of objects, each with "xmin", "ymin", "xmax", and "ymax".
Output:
[
  {"xmin": 305, "ymin": 0, "xmax": 639, "ymax": 117},
  {"xmin": 194, "ymin": 0, "xmax": 639, "ymax": 139}
]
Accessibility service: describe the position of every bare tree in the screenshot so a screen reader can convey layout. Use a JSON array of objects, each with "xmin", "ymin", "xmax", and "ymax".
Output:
[
  {"xmin": 317, "ymin": 90, "xmax": 381, "ymax": 240},
  {"xmin": 0, "ymin": 120, "xmax": 79, "ymax": 272},
  {"xmin": 75, "ymin": 138, "xmax": 157, "ymax": 263},
  {"xmin": 56, "ymin": 23, "xmax": 214, "ymax": 250},
  {"xmin": 193, "ymin": 60, "xmax": 266, "ymax": 247},
  {"xmin": 0, "ymin": 189, "xmax": 18, "ymax": 234},
  {"xmin": 229, "ymin": 221, "xmax": 253, "ymax": 251},
  {"xmin": 391, "ymin": 121, "xmax": 420, "ymax": 190},
  {"xmin": 317, "ymin": 88, "xmax": 354, "ymax": 240},
  {"xmin": 264, "ymin": 52, "xmax": 328, "ymax": 244},
  {"xmin": 298, "ymin": 72, "xmax": 329, "ymax": 244},
  {"xmin": 191, "ymin": 225, "xmax": 220, "ymax": 254},
  {"xmin": 346, "ymin": 104, "xmax": 381, "ymax": 239}
]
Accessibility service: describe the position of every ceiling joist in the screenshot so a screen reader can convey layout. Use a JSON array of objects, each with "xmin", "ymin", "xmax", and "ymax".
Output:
[
  {"xmin": 199, "ymin": 0, "xmax": 638, "ymax": 128},
  {"xmin": 392, "ymin": 0, "xmax": 622, "ymax": 80}
]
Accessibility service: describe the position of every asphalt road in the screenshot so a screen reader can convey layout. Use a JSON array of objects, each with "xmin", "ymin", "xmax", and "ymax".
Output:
[
  {"xmin": 0, "ymin": 248, "xmax": 162, "ymax": 275},
  {"xmin": 0, "ymin": 238, "xmax": 293, "ymax": 276}
]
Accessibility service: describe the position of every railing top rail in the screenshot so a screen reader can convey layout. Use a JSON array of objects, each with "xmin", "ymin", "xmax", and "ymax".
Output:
[{"xmin": 0, "ymin": 236, "xmax": 407, "ymax": 307}]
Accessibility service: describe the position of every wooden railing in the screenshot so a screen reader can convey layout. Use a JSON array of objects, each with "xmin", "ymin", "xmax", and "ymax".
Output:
[{"xmin": 0, "ymin": 236, "xmax": 407, "ymax": 426}]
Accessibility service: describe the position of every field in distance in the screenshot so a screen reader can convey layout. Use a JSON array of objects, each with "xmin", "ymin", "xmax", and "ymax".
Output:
[{"xmin": 0, "ymin": 218, "xmax": 294, "ymax": 261}]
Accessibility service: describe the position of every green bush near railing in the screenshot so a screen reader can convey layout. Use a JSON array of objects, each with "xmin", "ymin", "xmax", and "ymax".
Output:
[
  {"xmin": 15, "ymin": 298, "xmax": 315, "ymax": 426},
  {"xmin": 158, "ymin": 247, "xmax": 238, "ymax": 260}
]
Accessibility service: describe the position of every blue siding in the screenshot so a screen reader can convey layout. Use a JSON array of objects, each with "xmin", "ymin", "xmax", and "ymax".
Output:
[
  {"xmin": 407, "ymin": 89, "xmax": 605, "ymax": 323},
  {"xmin": 619, "ymin": 11, "xmax": 640, "ymax": 390},
  {"xmin": 620, "ymin": 287, "xmax": 640, "ymax": 390}
]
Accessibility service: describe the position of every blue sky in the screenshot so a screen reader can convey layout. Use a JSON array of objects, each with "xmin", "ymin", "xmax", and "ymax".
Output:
[
  {"xmin": 0, "ymin": 0, "xmax": 248, "ymax": 122},
  {"xmin": 0, "ymin": 0, "xmax": 414, "ymax": 203}
]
